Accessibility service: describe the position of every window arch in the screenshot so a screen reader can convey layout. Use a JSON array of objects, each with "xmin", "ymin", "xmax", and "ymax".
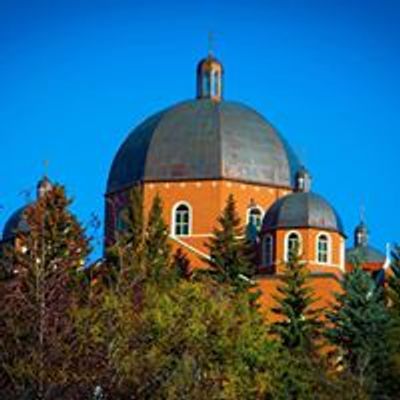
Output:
[
  {"xmin": 262, "ymin": 234, "xmax": 274, "ymax": 266},
  {"xmin": 316, "ymin": 233, "xmax": 330, "ymax": 264},
  {"xmin": 285, "ymin": 231, "xmax": 302, "ymax": 261},
  {"xmin": 172, "ymin": 202, "xmax": 192, "ymax": 236},
  {"xmin": 247, "ymin": 207, "xmax": 263, "ymax": 230}
]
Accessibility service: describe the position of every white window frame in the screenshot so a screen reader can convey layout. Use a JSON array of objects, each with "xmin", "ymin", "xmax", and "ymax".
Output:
[
  {"xmin": 171, "ymin": 201, "xmax": 192, "ymax": 237},
  {"xmin": 246, "ymin": 206, "xmax": 264, "ymax": 231},
  {"xmin": 284, "ymin": 230, "xmax": 302, "ymax": 262},
  {"xmin": 262, "ymin": 234, "xmax": 274, "ymax": 266},
  {"xmin": 315, "ymin": 232, "xmax": 331, "ymax": 265}
]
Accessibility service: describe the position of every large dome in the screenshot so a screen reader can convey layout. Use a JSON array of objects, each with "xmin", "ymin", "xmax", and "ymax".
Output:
[
  {"xmin": 261, "ymin": 192, "xmax": 345, "ymax": 235},
  {"xmin": 107, "ymin": 99, "xmax": 301, "ymax": 193}
]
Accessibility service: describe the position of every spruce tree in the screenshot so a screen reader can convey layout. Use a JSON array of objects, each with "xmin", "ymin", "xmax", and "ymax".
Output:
[
  {"xmin": 205, "ymin": 194, "xmax": 253, "ymax": 291},
  {"xmin": 173, "ymin": 248, "xmax": 191, "ymax": 279},
  {"xmin": 385, "ymin": 245, "xmax": 400, "ymax": 395},
  {"xmin": 144, "ymin": 194, "xmax": 172, "ymax": 283},
  {"xmin": 271, "ymin": 248, "xmax": 322, "ymax": 352},
  {"xmin": 0, "ymin": 183, "xmax": 90, "ymax": 398},
  {"xmin": 107, "ymin": 185, "xmax": 145, "ymax": 285},
  {"xmin": 325, "ymin": 267, "xmax": 391, "ymax": 398}
]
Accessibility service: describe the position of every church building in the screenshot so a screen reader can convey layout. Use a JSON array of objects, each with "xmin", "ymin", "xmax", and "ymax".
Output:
[{"xmin": 1, "ymin": 53, "xmax": 389, "ymax": 315}]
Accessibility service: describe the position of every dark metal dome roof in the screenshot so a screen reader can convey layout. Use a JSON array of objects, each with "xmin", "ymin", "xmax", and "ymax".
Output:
[
  {"xmin": 262, "ymin": 192, "xmax": 345, "ymax": 235},
  {"xmin": 346, "ymin": 246, "xmax": 385, "ymax": 265},
  {"xmin": 107, "ymin": 99, "xmax": 301, "ymax": 193},
  {"xmin": 2, "ymin": 205, "xmax": 30, "ymax": 241}
]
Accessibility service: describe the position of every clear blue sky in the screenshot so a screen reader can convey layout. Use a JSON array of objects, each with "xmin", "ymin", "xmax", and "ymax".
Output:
[{"xmin": 1, "ymin": 0, "xmax": 399, "ymax": 257}]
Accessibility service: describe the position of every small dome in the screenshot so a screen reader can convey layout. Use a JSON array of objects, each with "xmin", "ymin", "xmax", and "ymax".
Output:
[
  {"xmin": 2, "ymin": 205, "xmax": 30, "ymax": 241},
  {"xmin": 196, "ymin": 55, "xmax": 223, "ymax": 74},
  {"xmin": 262, "ymin": 192, "xmax": 345, "ymax": 235},
  {"xmin": 346, "ymin": 246, "xmax": 385, "ymax": 265},
  {"xmin": 107, "ymin": 100, "xmax": 301, "ymax": 193},
  {"xmin": 346, "ymin": 220, "xmax": 385, "ymax": 266},
  {"xmin": 2, "ymin": 176, "xmax": 53, "ymax": 242}
]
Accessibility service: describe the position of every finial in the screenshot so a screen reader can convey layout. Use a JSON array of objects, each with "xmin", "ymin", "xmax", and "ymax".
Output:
[
  {"xmin": 43, "ymin": 159, "xmax": 49, "ymax": 178},
  {"xmin": 208, "ymin": 32, "xmax": 214, "ymax": 57},
  {"xmin": 360, "ymin": 204, "xmax": 366, "ymax": 224}
]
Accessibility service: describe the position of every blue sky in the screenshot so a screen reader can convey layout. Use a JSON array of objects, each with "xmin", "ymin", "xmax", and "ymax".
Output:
[{"xmin": 1, "ymin": 0, "xmax": 399, "ymax": 257}]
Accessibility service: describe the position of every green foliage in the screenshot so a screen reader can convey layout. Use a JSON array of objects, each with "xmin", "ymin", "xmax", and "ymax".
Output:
[
  {"xmin": 325, "ymin": 267, "xmax": 391, "ymax": 398},
  {"xmin": 205, "ymin": 194, "xmax": 254, "ymax": 291},
  {"xmin": 271, "ymin": 249, "xmax": 322, "ymax": 353},
  {"xmin": 144, "ymin": 194, "xmax": 172, "ymax": 284},
  {"xmin": 106, "ymin": 185, "xmax": 145, "ymax": 283},
  {"xmin": 173, "ymin": 248, "xmax": 191, "ymax": 279},
  {"xmin": 385, "ymin": 245, "xmax": 400, "ymax": 394}
]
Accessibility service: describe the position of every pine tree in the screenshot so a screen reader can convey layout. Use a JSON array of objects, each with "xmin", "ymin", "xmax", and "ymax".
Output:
[
  {"xmin": 205, "ymin": 194, "xmax": 253, "ymax": 291},
  {"xmin": 385, "ymin": 245, "xmax": 400, "ymax": 395},
  {"xmin": 144, "ymin": 194, "xmax": 172, "ymax": 283},
  {"xmin": 325, "ymin": 267, "xmax": 391, "ymax": 398},
  {"xmin": 271, "ymin": 248, "xmax": 322, "ymax": 352},
  {"xmin": 0, "ymin": 183, "xmax": 90, "ymax": 398},
  {"xmin": 173, "ymin": 248, "xmax": 191, "ymax": 279}
]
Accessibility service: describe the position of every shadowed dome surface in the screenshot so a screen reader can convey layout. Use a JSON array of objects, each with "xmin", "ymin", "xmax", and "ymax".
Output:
[
  {"xmin": 346, "ymin": 246, "xmax": 385, "ymax": 264},
  {"xmin": 262, "ymin": 192, "xmax": 345, "ymax": 235},
  {"xmin": 107, "ymin": 99, "xmax": 301, "ymax": 193},
  {"xmin": 2, "ymin": 205, "xmax": 30, "ymax": 241}
]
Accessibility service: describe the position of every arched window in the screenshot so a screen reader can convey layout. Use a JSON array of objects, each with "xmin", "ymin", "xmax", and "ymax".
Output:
[
  {"xmin": 173, "ymin": 203, "xmax": 191, "ymax": 236},
  {"xmin": 212, "ymin": 71, "xmax": 220, "ymax": 97},
  {"xmin": 262, "ymin": 235, "xmax": 273, "ymax": 266},
  {"xmin": 317, "ymin": 234, "xmax": 330, "ymax": 264},
  {"xmin": 286, "ymin": 232, "xmax": 301, "ymax": 261},
  {"xmin": 247, "ymin": 207, "xmax": 263, "ymax": 230}
]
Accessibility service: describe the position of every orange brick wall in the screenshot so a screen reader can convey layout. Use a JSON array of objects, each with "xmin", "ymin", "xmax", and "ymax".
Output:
[
  {"xmin": 139, "ymin": 179, "xmax": 293, "ymax": 267},
  {"xmin": 270, "ymin": 228, "xmax": 345, "ymax": 273},
  {"xmin": 143, "ymin": 179, "xmax": 292, "ymax": 234}
]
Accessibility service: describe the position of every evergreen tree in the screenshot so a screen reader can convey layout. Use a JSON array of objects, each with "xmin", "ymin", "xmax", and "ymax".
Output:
[
  {"xmin": 325, "ymin": 267, "xmax": 391, "ymax": 398},
  {"xmin": 144, "ymin": 194, "xmax": 172, "ymax": 283},
  {"xmin": 271, "ymin": 248, "xmax": 322, "ymax": 353},
  {"xmin": 173, "ymin": 248, "xmax": 191, "ymax": 279},
  {"xmin": 205, "ymin": 194, "xmax": 253, "ymax": 291},
  {"xmin": 385, "ymin": 245, "xmax": 400, "ymax": 395},
  {"xmin": 106, "ymin": 185, "xmax": 145, "ymax": 283},
  {"xmin": 0, "ymin": 183, "xmax": 90, "ymax": 399}
]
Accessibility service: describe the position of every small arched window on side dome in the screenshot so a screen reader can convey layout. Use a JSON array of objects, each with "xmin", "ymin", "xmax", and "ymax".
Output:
[
  {"xmin": 262, "ymin": 234, "xmax": 274, "ymax": 266},
  {"xmin": 317, "ymin": 233, "xmax": 330, "ymax": 264},
  {"xmin": 173, "ymin": 203, "xmax": 191, "ymax": 236},
  {"xmin": 247, "ymin": 207, "xmax": 263, "ymax": 231},
  {"xmin": 286, "ymin": 231, "xmax": 301, "ymax": 261}
]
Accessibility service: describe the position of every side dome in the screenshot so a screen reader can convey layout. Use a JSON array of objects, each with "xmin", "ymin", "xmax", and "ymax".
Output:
[
  {"xmin": 262, "ymin": 192, "xmax": 345, "ymax": 235},
  {"xmin": 2, "ymin": 205, "xmax": 30, "ymax": 241},
  {"xmin": 346, "ymin": 221, "xmax": 385, "ymax": 266},
  {"xmin": 107, "ymin": 99, "xmax": 301, "ymax": 193}
]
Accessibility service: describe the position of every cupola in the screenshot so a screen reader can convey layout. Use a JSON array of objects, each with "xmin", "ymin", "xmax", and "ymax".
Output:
[
  {"xmin": 196, "ymin": 54, "xmax": 223, "ymax": 101},
  {"xmin": 354, "ymin": 221, "xmax": 369, "ymax": 247},
  {"xmin": 36, "ymin": 176, "xmax": 53, "ymax": 199},
  {"xmin": 295, "ymin": 166, "xmax": 312, "ymax": 192}
]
